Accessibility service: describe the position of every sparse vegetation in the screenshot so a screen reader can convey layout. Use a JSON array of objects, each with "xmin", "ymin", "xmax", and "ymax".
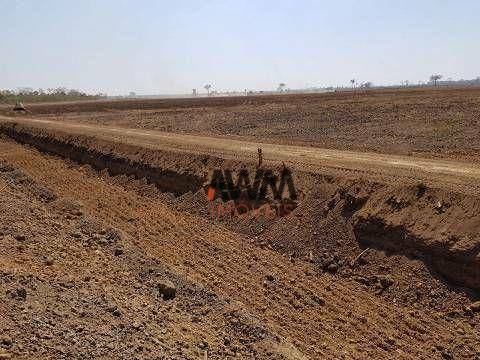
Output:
[
  {"xmin": 204, "ymin": 84, "xmax": 212, "ymax": 96},
  {"xmin": 430, "ymin": 74, "xmax": 443, "ymax": 86},
  {"xmin": 0, "ymin": 87, "xmax": 106, "ymax": 104}
]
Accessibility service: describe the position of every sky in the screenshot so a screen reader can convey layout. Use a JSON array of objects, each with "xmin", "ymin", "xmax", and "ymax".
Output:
[{"xmin": 1, "ymin": 0, "xmax": 479, "ymax": 95}]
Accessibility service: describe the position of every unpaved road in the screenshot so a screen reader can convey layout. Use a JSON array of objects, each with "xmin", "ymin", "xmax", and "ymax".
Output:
[{"xmin": 1, "ymin": 115, "xmax": 480, "ymax": 192}]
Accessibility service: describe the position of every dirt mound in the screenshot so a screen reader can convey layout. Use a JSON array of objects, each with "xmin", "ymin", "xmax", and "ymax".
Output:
[{"xmin": 260, "ymin": 179, "xmax": 479, "ymax": 310}]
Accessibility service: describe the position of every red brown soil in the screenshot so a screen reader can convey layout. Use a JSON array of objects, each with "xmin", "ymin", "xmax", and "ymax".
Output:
[
  {"xmin": 1, "ymin": 89, "xmax": 480, "ymax": 358},
  {"xmin": 1, "ymin": 135, "xmax": 479, "ymax": 359},
  {"xmin": 4, "ymin": 87, "xmax": 480, "ymax": 162},
  {"xmin": 0, "ymin": 162, "xmax": 278, "ymax": 358}
]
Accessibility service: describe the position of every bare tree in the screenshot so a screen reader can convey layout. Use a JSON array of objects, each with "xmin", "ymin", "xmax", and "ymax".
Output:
[
  {"xmin": 204, "ymin": 84, "xmax": 212, "ymax": 96},
  {"xmin": 350, "ymin": 79, "xmax": 356, "ymax": 89},
  {"xmin": 430, "ymin": 74, "xmax": 443, "ymax": 86}
]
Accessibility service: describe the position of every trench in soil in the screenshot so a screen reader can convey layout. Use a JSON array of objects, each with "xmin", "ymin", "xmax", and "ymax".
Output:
[
  {"xmin": 1, "ymin": 124, "xmax": 479, "ymax": 294},
  {"xmin": 1, "ymin": 126, "xmax": 205, "ymax": 197}
]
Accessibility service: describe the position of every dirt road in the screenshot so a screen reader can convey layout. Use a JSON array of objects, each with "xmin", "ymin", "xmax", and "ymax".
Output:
[{"xmin": 1, "ymin": 115, "xmax": 480, "ymax": 192}]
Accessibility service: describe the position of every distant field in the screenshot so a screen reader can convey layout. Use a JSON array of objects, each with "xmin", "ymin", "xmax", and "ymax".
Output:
[{"xmin": 6, "ymin": 86, "xmax": 480, "ymax": 161}]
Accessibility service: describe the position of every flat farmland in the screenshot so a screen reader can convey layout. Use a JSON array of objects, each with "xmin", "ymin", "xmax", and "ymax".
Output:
[
  {"xmin": 6, "ymin": 87, "xmax": 480, "ymax": 161},
  {"xmin": 1, "ymin": 87, "xmax": 480, "ymax": 359}
]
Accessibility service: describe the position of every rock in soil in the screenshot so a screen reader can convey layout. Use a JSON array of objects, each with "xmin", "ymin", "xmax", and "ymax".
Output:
[{"xmin": 157, "ymin": 279, "xmax": 176, "ymax": 300}]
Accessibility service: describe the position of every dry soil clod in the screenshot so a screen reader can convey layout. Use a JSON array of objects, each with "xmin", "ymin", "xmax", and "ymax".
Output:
[{"xmin": 157, "ymin": 279, "xmax": 176, "ymax": 300}]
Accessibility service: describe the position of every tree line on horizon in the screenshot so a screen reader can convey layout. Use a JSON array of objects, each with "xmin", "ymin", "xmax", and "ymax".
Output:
[{"xmin": 0, "ymin": 87, "xmax": 107, "ymax": 104}]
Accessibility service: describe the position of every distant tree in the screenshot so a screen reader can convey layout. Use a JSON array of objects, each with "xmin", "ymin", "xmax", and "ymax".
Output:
[
  {"xmin": 54, "ymin": 87, "xmax": 67, "ymax": 95},
  {"xmin": 430, "ymin": 74, "xmax": 443, "ymax": 86},
  {"xmin": 0, "ymin": 87, "xmax": 103, "ymax": 104},
  {"xmin": 350, "ymin": 79, "xmax": 356, "ymax": 88},
  {"xmin": 277, "ymin": 83, "xmax": 286, "ymax": 92},
  {"xmin": 204, "ymin": 84, "xmax": 212, "ymax": 95}
]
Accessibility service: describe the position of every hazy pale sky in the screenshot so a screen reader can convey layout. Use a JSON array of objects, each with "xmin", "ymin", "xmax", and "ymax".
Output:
[{"xmin": 1, "ymin": 0, "xmax": 479, "ymax": 95}]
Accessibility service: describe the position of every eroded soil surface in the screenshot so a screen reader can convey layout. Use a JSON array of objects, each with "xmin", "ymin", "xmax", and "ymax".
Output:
[{"xmin": 1, "ymin": 89, "xmax": 480, "ymax": 359}]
